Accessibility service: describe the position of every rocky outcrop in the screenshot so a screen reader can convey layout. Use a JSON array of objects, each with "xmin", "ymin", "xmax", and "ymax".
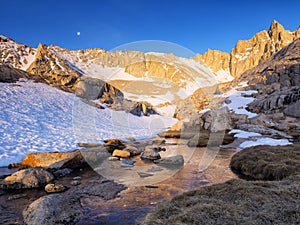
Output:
[
  {"xmin": 197, "ymin": 20, "xmax": 300, "ymax": 78},
  {"xmin": 240, "ymin": 38, "xmax": 300, "ymax": 115},
  {"xmin": 26, "ymin": 43, "xmax": 82, "ymax": 92},
  {"xmin": 0, "ymin": 64, "xmax": 43, "ymax": 83}
]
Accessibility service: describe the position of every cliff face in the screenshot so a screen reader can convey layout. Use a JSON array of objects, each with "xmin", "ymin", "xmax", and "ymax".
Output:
[
  {"xmin": 240, "ymin": 38, "xmax": 300, "ymax": 117},
  {"xmin": 197, "ymin": 20, "xmax": 300, "ymax": 78}
]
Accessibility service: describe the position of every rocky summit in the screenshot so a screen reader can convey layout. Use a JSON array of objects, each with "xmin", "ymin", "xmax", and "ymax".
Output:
[{"xmin": 196, "ymin": 20, "xmax": 300, "ymax": 78}]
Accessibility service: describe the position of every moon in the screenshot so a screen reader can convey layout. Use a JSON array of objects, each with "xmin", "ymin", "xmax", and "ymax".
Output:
[{"xmin": 77, "ymin": 32, "xmax": 81, "ymax": 36}]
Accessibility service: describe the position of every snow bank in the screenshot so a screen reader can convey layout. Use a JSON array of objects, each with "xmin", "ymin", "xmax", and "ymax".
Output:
[{"xmin": 0, "ymin": 80, "xmax": 176, "ymax": 166}]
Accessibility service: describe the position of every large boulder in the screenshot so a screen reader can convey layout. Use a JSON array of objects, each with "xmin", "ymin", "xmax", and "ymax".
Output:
[
  {"xmin": 0, "ymin": 168, "xmax": 54, "ymax": 189},
  {"xmin": 284, "ymin": 100, "xmax": 300, "ymax": 118},
  {"xmin": 9, "ymin": 150, "xmax": 86, "ymax": 170},
  {"xmin": 23, "ymin": 194, "xmax": 84, "ymax": 225}
]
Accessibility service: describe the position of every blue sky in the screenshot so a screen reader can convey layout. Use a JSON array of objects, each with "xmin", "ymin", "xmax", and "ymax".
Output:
[{"xmin": 1, "ymin": 0, "xmax": 299, "ymax": 55}]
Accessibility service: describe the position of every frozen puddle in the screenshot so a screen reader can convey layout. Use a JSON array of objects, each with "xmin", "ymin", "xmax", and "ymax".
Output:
[{"xmin": 0, "ymin": 80, "xmax": 176, "ymax": 167}]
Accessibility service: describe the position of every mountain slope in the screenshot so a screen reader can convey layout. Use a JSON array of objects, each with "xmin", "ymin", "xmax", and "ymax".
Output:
[{"xmin": 196, "ymin": 20, "xmax": 300, "ymax": 78}]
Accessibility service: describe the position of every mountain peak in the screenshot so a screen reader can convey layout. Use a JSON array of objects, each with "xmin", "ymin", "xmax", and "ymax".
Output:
[{"xmin": 269, "ymin": 20, "xmax": 285, "ymax": 32}]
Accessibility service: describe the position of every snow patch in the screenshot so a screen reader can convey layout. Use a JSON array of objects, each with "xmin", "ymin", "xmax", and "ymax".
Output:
[
  {"xmin": 229, "ymin": 129, "xmax": 262, "ymax": 138},
  {"xmin": 239, "ymin": 138, "xmax": 292, "ymax": 149}
]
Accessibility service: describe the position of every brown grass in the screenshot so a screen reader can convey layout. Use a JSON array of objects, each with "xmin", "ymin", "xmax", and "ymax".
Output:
[
  {"xmin": 230, "ymin": 143, "xmax": 300, "ymax": 180},
  {"xmin": 143, "ymin": 175, "xmax": 300, "ymax": 225}
]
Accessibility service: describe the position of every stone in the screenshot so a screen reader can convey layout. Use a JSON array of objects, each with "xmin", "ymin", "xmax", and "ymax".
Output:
[
  {"xmin": 284, "ymin": 101, "xmax": 300, "ymax": 118},
  {"xmin": 137, "ymin": 172, "xmax": 154, "ymax": 178},
  {"xmin": 70, "ymin": 180, "xmax": 81, "ymax": 186},
  {"xmin": 104, "ymin": 139, "xmax": 126, "ymax": 153},
  {"xmin": 53, "ymin": 168, "xmax": 73, "ymax": 178},
  {"xmin": 121, "ymin": 159, "xmax": 136, "ymax": 167},
  {"xmin": 112, "ymin": 150, "xmax": 131, "ymax": 158},
  {"xmin": 23, "ymin": 194, "xmax": 84, "ymax": 225},
  {"xmin": 45, "ymin": 184, "xmax": 67, "ymax": 193},
  {"xmin": 0, "ymin": 168, "xmax": 54, "ymax": 189},
  {"xmin": 73, "ymin": 176, "xmax": 81, "ymax": 180},
  {"xmin": 140, "ymin": 148, "xmax": 161, "ymax": 161},
  {"xmin": 108, "ymin": 156, "xmax": 119, "ymax": 161},
  {"xmin": 8, "ymin": 193, "xmax": 27, "ymax": 200},
  {"xmin": 9, "ymin": 150, "xmax": 85, "ymax": 170},
  {"xmin": 154, "ymin": 155, "xmax": 184, "ymax": 167},
  {"xmin": 123, "ymin": 145, "xmax": 142, "ymax": 156}
]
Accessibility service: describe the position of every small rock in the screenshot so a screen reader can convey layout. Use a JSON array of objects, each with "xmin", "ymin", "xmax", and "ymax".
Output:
[
  {"xmin": 154, "ymin": 155, "xmax": 184, "ymax": 167},
  {"xmin": 104, "ymin": 139, "xmax": 126, "ymax": 153},
  {"xmin": 140, "ymin": 148, "xmax": 161, "ymax": 160},
  {"xmin": 8, "ymin": 193, "xmax": 27, "ymax": 200},
  {"xmin": 70, "ymin": 180, "xmax": 81, "ymax": 186},
  {"xmin": 146, "ymin": 167, "xmax": 164, "ymax": 173},
  {"xmin": 53, "ymin": 168, "xmax": 73, "ymax": 178},
  {"xmin": 108, "ymin": 156, "xmax": 119, "ymax": 161},
  {"xmin": 237, "ymin": 106, "xmax": 244, "ymax": 109},
  {"xmin": 124, "ymin": 146, "xmax": 142, "ymax": 156},
  {"xmin": 73, "ymin": 176, "xmax": 81, "ymax": 180},
  {"xmin": 121, "ymin": 159, "xmax": 136, "ymax": 167},
  {"xmin": 137, "ymin": 172, "xmax": 154, "ymax": 178},
  {"xmin": 112, "ymin": 150, "xmax": 130, "ymax": 158},
  {"xmin": 45, "ymin": 184, "xmax": 67, "ymax": 193},
  {"xmin": 224, "ymin": 98, "xmax": 232, "ymax": 104}
]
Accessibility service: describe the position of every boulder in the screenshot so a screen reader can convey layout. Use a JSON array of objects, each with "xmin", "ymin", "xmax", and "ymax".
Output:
[
  {"xmin": 9, "ymin": 150, "xmax": 85, "ymax": 170},
  {"xmin": 23, "ymin": 194, "xmax": 84, "ymax": 225},
  {"xmin": 45, "ymin": 184, "xmax": 67, "ymax": 193},
  {"xmin": 112, "ymin": 150, "xmax": 130, "ymax": 158},
  {"xmin": 0, "ymin": 168, "xmax": 54, "ymax": 189}
]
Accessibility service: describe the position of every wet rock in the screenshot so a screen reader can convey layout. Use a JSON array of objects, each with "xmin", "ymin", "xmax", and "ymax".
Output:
[
  {"xmin": 112, "ymin": 150, "xmax": 130, "ymax": 158},
  {"xmin": 53, "ymin": 168, "xmax": 73, "ymax": 178},
  {"xmin": 23, "ymin": 194, "xmax": 84, "ymax": 225},
  {"xmin": 0, "ymin": 168, "xmax": 54, "ymax": 189},
  {"xmin": 45, "ymin": 184, "xmax": 67, "ymax": 193},
  {"xmin": 121, "ymin": 159, "xmax": 136, "ymax": 167},
  {"xmin": 140, "ymin": 148, "xmax": 161, "ymax": 160},
  {"xmin": 104, "ymin": 139, "xmax": 126, "ymax": 153},
  {"xmin": 154, "ymin": 155, "xmax": 184, "ymax": 167},
  {"xmin": 187, "ymin": 131, "xmax": 235, "ymax": 147}
]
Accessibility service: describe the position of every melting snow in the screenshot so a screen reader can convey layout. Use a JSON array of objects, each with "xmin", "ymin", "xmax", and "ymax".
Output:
[
  {"xmin": 229, "ymin": 129, "xmax": 262, "ymax": 138},
  {"xmin": 223, "ymin": 83, "xmax": 258, "ymax": 118},
  {"xmin": 239, "ymin": 138, "xmax": 292, "ymax": 149},
  {"xmin": 0, "ymin": 80, "xmax": 177, "ymax": 167}
]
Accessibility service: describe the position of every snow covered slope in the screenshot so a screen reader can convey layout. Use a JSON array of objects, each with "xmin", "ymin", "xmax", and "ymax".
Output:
[{"xmin": 0, "ymin": 80, "xmax": 176, "ymax": 167}]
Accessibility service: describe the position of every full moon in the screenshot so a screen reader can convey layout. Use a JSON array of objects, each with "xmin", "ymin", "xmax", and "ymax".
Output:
[{"xmin": 77, "ymin": 32, "xmax": 81, "ymax": 36}]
